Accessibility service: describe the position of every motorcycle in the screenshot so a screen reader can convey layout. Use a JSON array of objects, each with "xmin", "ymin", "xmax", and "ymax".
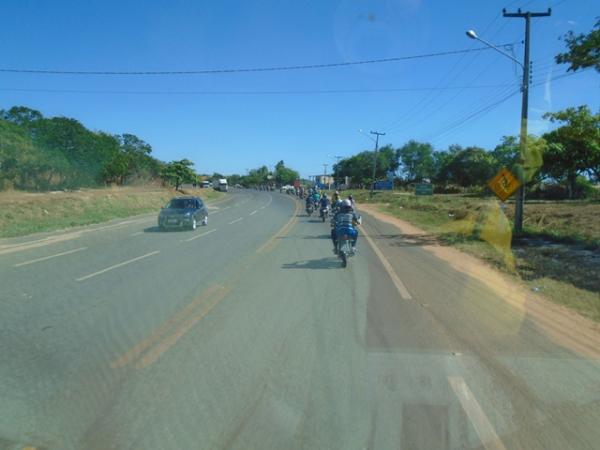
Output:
[
  {"xmin": 306, "ymin": 202, "xmax": 314, "ymax": 216},
  {"xmin": 336, "ymin": 230, "xmax": 356, "ymax": 268},
  {"xmin": 320, "ymin": 205, "xmax": 329, "ymax": 222}
]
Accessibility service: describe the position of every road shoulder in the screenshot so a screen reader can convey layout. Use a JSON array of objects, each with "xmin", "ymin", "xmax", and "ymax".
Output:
[{"xmin": 358, "ymin": 202, "xmax": 600, "ymax": 359}]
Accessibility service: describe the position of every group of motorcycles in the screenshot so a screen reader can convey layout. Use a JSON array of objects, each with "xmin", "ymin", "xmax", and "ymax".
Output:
[{"xmin": 305, "ymin": 197, "xmax": 357, "ymax": 268}]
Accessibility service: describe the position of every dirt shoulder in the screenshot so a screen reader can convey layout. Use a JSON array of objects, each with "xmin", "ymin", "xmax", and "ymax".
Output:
[
  {"xmin": 359, "ymin": 202, "xmax": 600, "ymax": 358},
  {"xmin": 0, "ymin": 186, "xmax": 225, "ymax": 239}
]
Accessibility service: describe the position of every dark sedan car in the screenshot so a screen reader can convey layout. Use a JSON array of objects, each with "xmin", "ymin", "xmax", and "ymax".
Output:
[{"xmin": 158, "ymin": 196, "xmax": 208, "ymax": 231}]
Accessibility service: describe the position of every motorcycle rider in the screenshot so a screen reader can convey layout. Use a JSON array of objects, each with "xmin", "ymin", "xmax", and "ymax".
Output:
[
  {"xmin": 331, "ymin": 199, "xmax": 360, "ymax": 254},
  {"xmin": 319, "ymin": 193, "xmax": 330, "ymax": 216},
  {"xmin": 332, "ymin": 191, "xmax": 341, "ymax": 204},
  {"xmin": 312, "ymin": 189, "xmax": 321, "ymax": 204},
  {"xmin": 347, "ymin": 194, "xmax": 356, "ymax": 208},
  {"xmin": 305, "ymin": 194, "xmax": 314, "ymax": 212}
]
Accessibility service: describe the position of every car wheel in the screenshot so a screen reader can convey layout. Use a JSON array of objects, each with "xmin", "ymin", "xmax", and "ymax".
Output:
[
  {"xmin": 202, "ymin": 215, "xmax": 208, "ymax": 226},
  {"xmin": 191, "ymin": 218, "xmax": 197, "ymax": 230}
]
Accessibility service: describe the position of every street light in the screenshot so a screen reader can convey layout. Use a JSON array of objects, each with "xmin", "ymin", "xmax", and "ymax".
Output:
[
  {"xmin": 465, "ymin": 30, "xmax": 523, "ymax": 69},
  {"xmin": 466, "ymin": 28, "xmax": 528, "ymax": 233}
]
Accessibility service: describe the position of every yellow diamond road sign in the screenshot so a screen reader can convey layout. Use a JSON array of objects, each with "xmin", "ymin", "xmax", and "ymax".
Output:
[{"xmin": 488, "ymin": 168, "xmax": 521, "ymax": 202}]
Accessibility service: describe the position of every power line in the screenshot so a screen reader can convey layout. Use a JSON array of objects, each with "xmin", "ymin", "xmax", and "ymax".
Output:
[
  {"xmin": 0, "ymin": 83, "xmax": 519, "ymax": 96},
  {"xmin": 0, "ymin": 44, "xmax": 520, "ymax": 76},
  {"xmin": 426, "ymin": 69, "xmax": 586, "ymax": 145}
]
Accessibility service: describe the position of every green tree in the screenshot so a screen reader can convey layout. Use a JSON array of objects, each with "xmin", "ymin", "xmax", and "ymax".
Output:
[
  {"xmin": 397, "ymin": 140, "xmax": 435, "ymax": 182},
  {"xmin": 160, "ymin": 159, "xmax": 196, "ymax": 190},
  {"xmin": 334, "ymin": 145, "xmax": 398, "ymax": 187},
  {"xmin": 542, "ymin": 105, "xmax": 600, "ymax": 197},
  {"xmin": 274, "ymin": 160, "xmax": 300, "ymax": 185},
  {"xmin": 556, "ymin": 19, "xmax": 600, "ymax": 73},
  {"xmin": 491, "ymin": 136, "xmax": 520, "ymax": 170},
  {"xmin": 443, "ymin": 146, "xmax": 496, "ymax": 187}
]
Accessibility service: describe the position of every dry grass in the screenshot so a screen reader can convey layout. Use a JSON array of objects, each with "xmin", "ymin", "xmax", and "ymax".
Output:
[{"xmin": 0, "ymin": 186, "xmax": 225, "ymax": 238}]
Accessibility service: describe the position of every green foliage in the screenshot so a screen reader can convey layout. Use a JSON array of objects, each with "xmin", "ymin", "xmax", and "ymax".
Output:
[
  {"xmin": 397, "ymin": 140, "xmax": 435, "ymax": 182},
  {"xmin": 334, "ymin": 145, "xmax": 398, "ymax": 187},
  {"xmin": 556, "ymin": 19, "xmax": 600, "ymax": 73},
  {"xmin": 160, "ymin": 159, "xmax": 196, "ymax": 190},
  {"xmin": 274, "ymin": 160, "xmax": 300, "ymax": 185},
  {"xmin": 0, "ymin": 105, "xmax": 167, "ymax": 191},
  {"xmin": 542, "ymin": 105, "xmax": 600, "ymax": 197}
]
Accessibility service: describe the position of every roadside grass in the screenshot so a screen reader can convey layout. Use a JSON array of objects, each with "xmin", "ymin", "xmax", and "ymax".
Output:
[
  {"xmin": 0, "ymin": 186, "xmax": 225, "ymax": 239},
  {"xmin": 350, "ymin": 190, "xmax": 600, "ymax": 322}
]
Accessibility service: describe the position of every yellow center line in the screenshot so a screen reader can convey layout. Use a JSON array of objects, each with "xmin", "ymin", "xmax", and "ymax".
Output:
[
  {"xmin": 135, "ymin": 286, "xmax": 231, "ymax": 369},
  {"xmin": 111, "ymin": 284, "xmax": 221, "ymax": 369}
]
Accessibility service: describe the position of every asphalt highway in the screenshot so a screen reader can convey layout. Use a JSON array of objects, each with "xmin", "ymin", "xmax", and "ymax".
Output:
[{"xmin": 1, "ymin": 189, "xmax": 599, "ymax": 449}]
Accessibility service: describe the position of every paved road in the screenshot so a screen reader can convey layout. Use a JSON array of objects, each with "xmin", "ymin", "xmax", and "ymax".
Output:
[{"xmin": 1, "ymin": 190, "xmax": 599, "ymax": 449}]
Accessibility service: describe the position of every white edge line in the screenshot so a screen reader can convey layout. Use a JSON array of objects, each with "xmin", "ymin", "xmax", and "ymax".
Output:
[
  {"xmin": 249, "ymin": 210, "xmax": 258, "ymax": 216},
  {"xmin": 14, "ymin": 247, "xmax": 88, "ymax": 267},
  {"xmin": 448, "ymin": 377, "xmax": 507, "ymax": 450},
  {"xmin": 228, "ymin": 217, "xmax": 243, "ymax": 225},
  {"xmin": 184, "ymin": 228, "xmax": 217, "ymax": 242},
  {"xmin": 363, "ymin": 230, "xmax": 412, "ymax": 300},
  {"xmin": 76, "ymin": 251, "xmax": 160, "ymax": 281}
]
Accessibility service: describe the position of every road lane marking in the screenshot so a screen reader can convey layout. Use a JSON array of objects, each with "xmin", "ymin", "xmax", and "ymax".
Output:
[
  {"xmin": 76, "ymin": 251, "xmax": 160, "ymax": 281},
  {"xmin": 363, "ymin": 230, "xmax": 412, "ymax": 300},
  {"xmin": 249, "ymin": 210, "xmax": 258, "ymax": 216},
  {"xmin": 448, "ymin": 377, "xmax": 507, "ymax": 450},
  {"xmin": 184, "ymin": 228, "xmax": 217, "ymax": 242},
  {"xmin": 229, "ymin": 217, "xmax": 243, "ymax": 225},
  {"xmin": 14, "ymin": 247, "xmax": 87, "ymax": 267},
  {"xmin": 135, "ymin": 285, "xmax": 231, "ymax": 369},
  {"xmin": 111, "ymin": 284, "xmax": 222, "ymax": 369},
  {"xmin": 130, "ymin": 231, "xmax": 144, "ymax": 236}
]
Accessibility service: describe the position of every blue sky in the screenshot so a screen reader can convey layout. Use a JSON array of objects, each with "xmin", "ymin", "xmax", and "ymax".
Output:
[{"xmin": 0, "ymin": 0, "xmax": 597, "ymax": 177}]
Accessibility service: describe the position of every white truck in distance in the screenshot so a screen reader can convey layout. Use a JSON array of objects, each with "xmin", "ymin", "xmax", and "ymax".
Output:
[{"xmin": 214, "ymin": 178, "xmax": 228, "ymax": 192}]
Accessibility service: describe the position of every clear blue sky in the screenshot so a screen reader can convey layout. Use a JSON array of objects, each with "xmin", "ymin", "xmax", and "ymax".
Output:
[{"xmin": 0, "ymin": 0, "xmax": 597, "ymax": 178}]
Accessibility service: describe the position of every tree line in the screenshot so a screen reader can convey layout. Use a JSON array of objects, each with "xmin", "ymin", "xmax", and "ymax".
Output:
[
  {"xmin": 227, "ymin": 160, "xmax": 300, "ymax": 188},
  {"xmin": 0, "ymin": 106, "xmax": 204, "ymax": 191},
  {"xmin": 333, "ymin": 105, "xmax": 599, "ymax": 198}
]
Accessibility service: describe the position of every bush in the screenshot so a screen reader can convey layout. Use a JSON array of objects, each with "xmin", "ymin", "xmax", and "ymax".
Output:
[{"xmin": 528, "ymin": 178, "xmax": 599, "ymax": 200}]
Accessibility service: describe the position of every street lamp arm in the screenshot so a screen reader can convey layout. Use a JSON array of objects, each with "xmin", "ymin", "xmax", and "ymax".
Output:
[{"xmin": 466, "ymin": 31, "xmax": 524, "ymax": 70}]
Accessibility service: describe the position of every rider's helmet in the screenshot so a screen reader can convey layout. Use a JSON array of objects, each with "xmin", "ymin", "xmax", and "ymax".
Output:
[{"xmin": 341, "ymin": 199, "xmax": 353, "ymax": 212}]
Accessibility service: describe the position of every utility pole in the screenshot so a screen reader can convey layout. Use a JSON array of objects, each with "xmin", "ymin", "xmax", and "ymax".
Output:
[
  {"xmin": 503, "ymin": 7, "xmax": 551, "ymax": 234},
  {"xmin": 370, "ymin": 131, "xmax": 385, "ymax": 194},
  {"xmin": 333, "ymin": 156, "xmax": 342, "ymax": 189}
]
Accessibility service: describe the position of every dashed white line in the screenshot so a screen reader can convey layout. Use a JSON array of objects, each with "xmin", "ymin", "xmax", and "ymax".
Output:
[
  {"xmin": 249, "ymin": 210, "xmax": 258, "ymax": 216},
  {"xmin": 14, "ymin": 247, "xmax": 88, "ymax": 267},
  {"xmin": 76, "ymin": 251, "xmax": 160, "ymax": 282},
  {"xmin": 228, "ymin": 217, "xmax": 243, "ymax": 225},
  {"xmin": 130, "ymin": 231, "xmax": 144, "ymax": 236},
  {"xmin": 448, "ymin": 377, "xmax": 506, "ymax": 450},
  {"xmin": 184, "ymin": 228, "xmax": 217, "ymax": 242}
]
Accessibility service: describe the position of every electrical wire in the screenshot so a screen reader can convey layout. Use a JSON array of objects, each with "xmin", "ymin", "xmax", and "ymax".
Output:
[
  {"xmin": 0, "ymin": 44, "xmax": 520, "ymax": 76},
  {"xmin": 425, "ymin": 69, "xmax": 589, "ymax": 144},
  {"xmin": 0, "ymin": 83, "xmax": 519, "ymax": 96}
]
